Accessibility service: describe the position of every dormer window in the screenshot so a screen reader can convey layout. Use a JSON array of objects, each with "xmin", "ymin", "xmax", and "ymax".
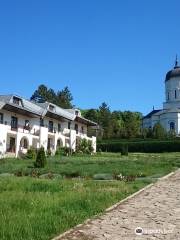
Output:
[
  {"xmin": 49, "ymin": 105, "xmax": 55, "ymax": 111},
  {"xmin": 75, "ymin": 110, "xmax": 79, "ymax": 116},
  {"xmin": 13, "ymin": 97, "xmax": 21, "ymax": 105}
]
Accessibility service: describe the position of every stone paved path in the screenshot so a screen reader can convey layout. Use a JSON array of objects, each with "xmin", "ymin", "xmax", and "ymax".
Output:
[{"xmin": 56, "ymin": 170, "xmax": 180, "ymax": 240}]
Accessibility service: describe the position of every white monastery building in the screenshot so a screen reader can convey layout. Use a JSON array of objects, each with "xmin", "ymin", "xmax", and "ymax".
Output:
[
  {"xmin": 143, "ymin": 57, "xmax": 180, "ymax": 134},
  {"xmin": 0, "ymin": 95, "xmax": 97, "ymax": 157}
]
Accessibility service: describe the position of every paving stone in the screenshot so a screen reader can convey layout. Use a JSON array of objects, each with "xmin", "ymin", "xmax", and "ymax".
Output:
[{"xmin": 56, "ymin": 170, "xmax": 180, "ymax": 240}]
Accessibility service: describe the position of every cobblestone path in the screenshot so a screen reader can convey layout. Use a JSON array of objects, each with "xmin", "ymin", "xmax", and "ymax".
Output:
[{"xmin": 56, "ymin": 170, "xmax": 180, "ymax": 240}]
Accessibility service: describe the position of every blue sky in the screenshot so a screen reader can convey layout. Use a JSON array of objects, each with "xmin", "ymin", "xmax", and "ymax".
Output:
[{"xmin": 0, "ymin": 0, "xmax": 180, "ymax": 114}]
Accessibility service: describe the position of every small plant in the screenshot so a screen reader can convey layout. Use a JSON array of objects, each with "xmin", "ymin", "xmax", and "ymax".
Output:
[
  {"xmin": 46, "ymin": 149, "xmax": 52, "ymax": 156},
  {"xmin": 26, "ymin": 147, "xmax": 36, "ymax": 160},
  {"xmin": 31, "ymin": 169, "xmax": 40, "ymax": 178},
  {"xmin": 65, "ymin": 171, "xmax": 80, "ymax": 178},
  {"xmin": 14, "ymin": 169, "xmax": 24, "ymax": 177},
  {"xmin": 114, "ymin": 173, "xmax": 125, "ymax": 181},
  {"xmin": 55, "ymin": 147, "xmax": 62, "ymax": 156},
  {"xmin": 34, "ymin": 147, "xmax": 46, "ymax": 168},
  {"xmin": 55, "ymin": 147, "xmax": 70, "ymax": 156},
  {"xmin": 124, "ymin": 175, "xmax": 136, "ymax": 182},
  {"xmin": 63, "ymin": 147, "xmax": 71, "ymax": 156},
  {"xmin": 121, "ymin": 144, "xmax": 128, "ymax": 156}
]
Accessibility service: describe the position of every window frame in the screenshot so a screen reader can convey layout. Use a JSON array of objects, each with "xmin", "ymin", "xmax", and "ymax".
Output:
[
  {"xmin": 58, "ymin": 123, "xmax": 61, "ymax": 132},
  {"xmin": 0, "ymin": 113, "xmax": 3, "ymax": 124},
  {"xmin": 48, "ymin": 121, "xmax": 54, "ymax": 133},
  {"xmin": 170, "ymin": 121, "xmax": 175, "ymax": 130}
]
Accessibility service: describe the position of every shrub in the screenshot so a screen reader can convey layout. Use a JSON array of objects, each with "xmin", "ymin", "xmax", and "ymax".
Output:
[
  {"xmin": 14, "ymin": 169, "xmax": 24, "ymax": 177},
  {"xmin": 121, "ymin": 144, "xmax": 128, "ymax": 156},
  {"xmin": 31, "ymin": 169, "xmax": 40, "ymax": 178},
  {"xmin": 26, "ymin": 147, "xmax": 36, "ymax": 160},
  {"xmin": 63, "ymin": 171, "xmax": 80, "ymax": 178},
  {"xmin": 55, "ymin": 147, "xmax": 70, "ymax": 156},
  {"xmin": 97, "ymin": 140, "xmax": 180, "ymax": 153},
  {"xmin": 46, "ymin": 149, "xmax": 52, "ymax": 156},
  {"xmin": 55, "ymin": 147, "xmax": 62, "ymax": 156},
  {"xmin": 34, "ymin": 147, "xmax": 46, "ymax": 168},
  {"xmin": 152, "ymin": 122, "xmax": 167, "ymax": 139},
  {"xmin": 124, "ymin": 175, "xmax": 136, "ymax": 182},
  {"xmin": 76, "ymin": 139, "xmax": 93, "ymax": 154}
]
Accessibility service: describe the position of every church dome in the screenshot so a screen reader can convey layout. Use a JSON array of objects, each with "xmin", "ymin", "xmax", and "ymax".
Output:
[{"xmin": 165, "ymin": 57, "xmax": 180, "ymax": 81}]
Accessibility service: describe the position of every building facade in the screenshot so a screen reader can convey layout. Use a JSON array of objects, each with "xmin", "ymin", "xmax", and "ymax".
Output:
[
  {"xmin": 0, "ymin": 95, "xmax": 97, "ymax": 157},
  {"xmin": 142, "ymin": 58, "xmax": 180, "ymax": 134}
]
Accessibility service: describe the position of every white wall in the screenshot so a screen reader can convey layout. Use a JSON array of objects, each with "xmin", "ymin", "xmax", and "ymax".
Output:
[
  {"xmin": 0, "ymin": 109, "xmax": 97, "ymax": 156},
  {"xmin": 0, "ymin": 124, "xmax": 8, "ymax": 154},
  {"xmin": 143, "ymin": 112, "xmax": 180, "ymax": 135},
  {"xmin": 0, "ymin": 109, "xmax": 40, "ymax": 133}
]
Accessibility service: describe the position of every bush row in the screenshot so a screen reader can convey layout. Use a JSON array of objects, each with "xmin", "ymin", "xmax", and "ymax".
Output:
[{"xmin": 97, "ymin": 140, "xmax": 180, "ymax": 153}]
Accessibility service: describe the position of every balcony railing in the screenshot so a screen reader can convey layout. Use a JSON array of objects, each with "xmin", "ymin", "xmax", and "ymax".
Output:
[
  {"xmin": 0, "ymin": 121, "xmax": 40, "ymax": 136},
  {"xmin": 0, "ymin": 121, "xmax": 93, "ymax": 139}
]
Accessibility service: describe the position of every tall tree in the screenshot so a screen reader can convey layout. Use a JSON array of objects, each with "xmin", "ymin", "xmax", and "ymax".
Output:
[
  {"xmin": 82, "ymin": 109, "xmax": 99, "ymax": 123},
  {"xmin": 56, "ymin": 86, "xmax": 73, "ymax": 108},
  {"xmin": 30, "ymin": 84, "xmax": 48, "ymax": 103},
  {"xmin": 121, "ymin": 111, "xmax": 142, "ymax": 138},
  {"xmin": 98, "ymin": 102, "xmax": 111, "ymax": 139},
  {"xmin": 31, "ymin": 85, "xmax": 73, "ymax": 108}
]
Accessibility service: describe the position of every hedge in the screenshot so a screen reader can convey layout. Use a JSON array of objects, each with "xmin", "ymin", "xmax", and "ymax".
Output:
[{"xmin": 97, "ymin": 140, "xmax": 180, "ymax": 153}]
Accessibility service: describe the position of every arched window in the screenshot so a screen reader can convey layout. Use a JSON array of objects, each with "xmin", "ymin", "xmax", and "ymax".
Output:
[
  {"xmin": 20, "ymin": 138, "xmax": 28, "ymax": 149},
  {"xmin": 23, "ymin": 139, "xmax": 28, "ymax": 148},
  {"xmin": 57, "ymin": 139, "xmax": 63, "ymax": 147},
  {"xmin": 175, "ymin": 90, "xmax": 177, "ymax": 99},
  {"xmin": 170, "ymin": 122, "xmax": 175, "ymax": 130}
]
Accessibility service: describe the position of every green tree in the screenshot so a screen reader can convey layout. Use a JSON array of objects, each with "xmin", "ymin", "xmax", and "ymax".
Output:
[
  {"xmin": 82, "ymin": 109, "xmax": 99, "ymax": 123},
  {"xmin": 31, "ymin": 84, "xmax": 48, "ymax": 102},
  {"xmin": 56, "ymin": 86, "xmax": 73, "ymax": 108},
  {"xmin": 34, "ymin": 147, "xmax": 47, "ymax": 168},
  {"xmin": 98, "ymin": 102, "xmax": 111, "ymax": 139},
  {"xmin": 153, "ymin": 122, "xmax": 167, "ymax": 139},
  {"xmin": 31, "ymin": 85, "xmax": 73, "ymax": 108},
  {"xmin": 121, "ymin": 111, "xmax": 142, "ymax": 138}
]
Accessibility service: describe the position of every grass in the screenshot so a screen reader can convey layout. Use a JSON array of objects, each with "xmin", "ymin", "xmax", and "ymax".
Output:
[
  {"xmin": 0, "ymin": 152, "xmax": 180, "ymax": 178},
  {"xmin": 0, "ymin": 152, "xmax": 180, "ymax": 240},
  {"xmin": 0, "ymin": 177, "xmax": 147, "ymax": 240}
]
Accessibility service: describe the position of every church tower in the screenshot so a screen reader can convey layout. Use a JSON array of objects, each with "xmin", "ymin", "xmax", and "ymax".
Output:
[
  {"xmin": 143, "ymin": 56, "xmax": 180, "ymax": 134},
  {"xmin": 163, "ymin": 56, "xmax": 180, "ymax": 109}
]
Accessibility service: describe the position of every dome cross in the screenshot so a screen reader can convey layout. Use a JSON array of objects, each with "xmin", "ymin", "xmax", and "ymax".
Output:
[{"xmin": 175, "ymin": 54, "xmax": 179, "ymax": 68}]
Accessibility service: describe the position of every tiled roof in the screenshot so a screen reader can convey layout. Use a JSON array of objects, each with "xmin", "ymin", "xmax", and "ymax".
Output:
[
  {"xmin": 143, "ymin": 109, "xmax": 162, "ymax": 119},
  {"xmin": 0, "ymin": 94, "xmax": 98, "ymax": 126},
  {"xmin": 35, "ymin": 102, "xmax": 75, "ymax": 120},
  {"xmin": 0, "ymin": 95, "xmax": 44, "ymax": 116}
]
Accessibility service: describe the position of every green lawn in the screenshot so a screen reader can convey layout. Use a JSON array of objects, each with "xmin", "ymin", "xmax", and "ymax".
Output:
[{"xmin": 0, "ymin": 152, "xmax": 180, "ymax": 240}]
